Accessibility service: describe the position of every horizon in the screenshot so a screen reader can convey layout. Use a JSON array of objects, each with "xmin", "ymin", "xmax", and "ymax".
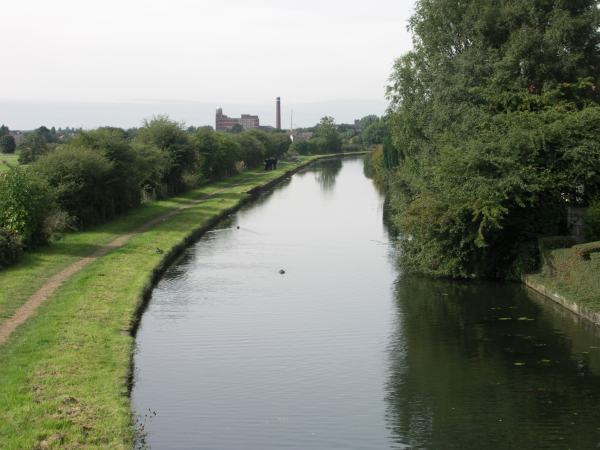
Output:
[
  {"xmin": 0, "ymin": 0, "xmax": 415, "ymax": 131},
  {"xmin": 0, "ymin": 98, "xmax": 388, "ymax": 131}
]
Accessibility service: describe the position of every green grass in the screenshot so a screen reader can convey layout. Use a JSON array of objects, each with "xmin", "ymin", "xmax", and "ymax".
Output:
[
  {"xmin": 527, "ymin": 239, "xmax": 600, "ymax": 311},
  {"xmin": 0, "ymin": 156, "xmax": 326, "ymax": 449},
  {"xmin": 0, "ymin": 153, "xmax": 19, "ymax": 173}
]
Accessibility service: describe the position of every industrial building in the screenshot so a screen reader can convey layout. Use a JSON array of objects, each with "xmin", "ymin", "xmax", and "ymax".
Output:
[
  {"xmin": 215, "ymin": 97, "xmax": 282, "ymax": 132},
  {"xmin": 215, "ymin": 109, "xmax": 259, "ymax": 131}
]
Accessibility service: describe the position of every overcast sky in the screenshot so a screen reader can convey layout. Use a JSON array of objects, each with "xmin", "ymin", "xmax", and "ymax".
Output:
[{"xmin": 0, "ymin": 0, "xmax": 416, "ymax": 129}]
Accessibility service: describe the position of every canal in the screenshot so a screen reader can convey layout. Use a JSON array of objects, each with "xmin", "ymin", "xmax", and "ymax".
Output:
[{"xmin": 132, "ymin": 157, "xmax": 600, "ymax": 449}]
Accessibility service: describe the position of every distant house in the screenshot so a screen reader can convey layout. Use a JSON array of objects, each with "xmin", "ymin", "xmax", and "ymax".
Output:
[{"xmin": 8, "ymin": 131, "xmax": 24, "ymax": 145}]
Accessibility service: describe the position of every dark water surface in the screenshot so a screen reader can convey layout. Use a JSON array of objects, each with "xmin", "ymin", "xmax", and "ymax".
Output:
[{"xmin": 132, "ymin": 158, "xmax": 600, "ymax": 449}]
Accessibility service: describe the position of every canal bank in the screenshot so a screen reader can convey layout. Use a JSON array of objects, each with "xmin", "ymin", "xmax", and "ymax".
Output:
[
  {"xmin": 0, "ymin": 153, "xmax": 364, "ymax": 450},
  {"xmin": 523, "ymin": 240, "xmax": 600, "ymax": 326}
]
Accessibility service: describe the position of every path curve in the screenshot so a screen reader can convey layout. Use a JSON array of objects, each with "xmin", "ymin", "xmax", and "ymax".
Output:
[{"xmin": 0, "ymin": 190, "xmax": 225, "ymax": 345}]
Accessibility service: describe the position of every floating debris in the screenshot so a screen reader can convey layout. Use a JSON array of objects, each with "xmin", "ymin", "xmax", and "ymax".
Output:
[
  {"xmin": 279, "ymin": 269, "xmax": 286, "ymax": 274},
  {"xmin": 498, "ymin": 317, "xmax": 513, "ymax": 321},
  {"xmin": 514, "ymin": 362, "xmax": 526, "ymax": 366}
]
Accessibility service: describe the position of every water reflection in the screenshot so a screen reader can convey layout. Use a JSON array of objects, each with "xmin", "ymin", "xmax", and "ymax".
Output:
[
  {"xmin": 386, "ymin": 275, "xmax": 600, "ymax": 449},
  {"xmin": 313, "ymin": 158, "xmax": 343, "ymax": 191},
  {"xmin": 133, "ymin": 156, "xmax": 600, "ymax": 450}
]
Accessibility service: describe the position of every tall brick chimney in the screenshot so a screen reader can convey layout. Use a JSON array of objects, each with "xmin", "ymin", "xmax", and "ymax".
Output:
[{"xmin": 276, "ymin": 97, "xmax": 281, "ymax": 130}]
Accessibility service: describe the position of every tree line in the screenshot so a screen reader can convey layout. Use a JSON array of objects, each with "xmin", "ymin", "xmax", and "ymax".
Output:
[
  {"xmin": 0, "ymin": 117, "xmax": 291, "ymax": 268},
  {"xmin": 374, "ymin": 0, "xmax": 600, "ymax": 279},
  {"xmin": 289, "ymin": 115, "xmax": 389, "ymax": 155}
]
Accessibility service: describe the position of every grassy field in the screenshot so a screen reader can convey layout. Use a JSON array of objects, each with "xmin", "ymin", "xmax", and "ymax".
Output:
[
  {"xmin": 0, "ymin": 153, "xmax": 19, "ymax": 172},
  {"xmin": 526, "ymin": 239, "xmax": 600, "ymax": 312},
  {"xmin": 0, "ymin": 156, "xmax": 327, "ymax": 449}
]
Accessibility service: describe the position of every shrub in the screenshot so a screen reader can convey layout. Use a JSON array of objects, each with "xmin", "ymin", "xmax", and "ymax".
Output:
[
  {"xmin": 32, "ymin": 147, "xmax": 113, "ymax": 228},
  {"xmin": 289, "ymin": 140, "xmax": 316, "ymax": 155},
  {"xmin": 0, "ymin": 228, "xmax": 23, "ymax": 268},
  {"xmin": 584, "ymin": 198, "xmax": 600, "ymax": 241},
  {"xmin": 0, "ymin": 135, "xmax": 16, "ymax": 154},
  {"xmin": 0, "ymin": 167, "xmax": 52, "ymax": 247}
]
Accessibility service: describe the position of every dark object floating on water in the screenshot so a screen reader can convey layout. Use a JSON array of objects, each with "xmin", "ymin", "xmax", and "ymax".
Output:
[
  {"xmin": 279, "ymin": 269, "xmax": 286, "ymax": 274},
  {"xmin": 236, "ymin": 226, "xmax": 240, "ymax": 229}
]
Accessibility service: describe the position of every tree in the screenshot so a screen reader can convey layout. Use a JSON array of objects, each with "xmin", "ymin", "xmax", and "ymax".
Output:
[
  {"xmin": 235, "ymin": 132, "xmax": 266, "ymax": 167},
  {"xmin": 68, "ymin": 128, "xmax": 148, "ymax": 214},
  {"xmin": 0, "ymin": 167, "xmax": 52, "ymax": 247},
  {"xmin": 32, "ymin": 147, "xmax": 113, "ymax": 228},
  {"xmin": 229, "ymin": 123, "xmax": 244, "ymax": 133},
  {"xmin": 315, "ymin": 116, "xmax": 342, "ymax": 153},
  {"xmin": 17, "ymin": 132, "xmax": 49, "ymax": 164},
  {"xmin": 0, "ymin": 135, "xmax": 16, "ymax": 154},
  {"xmin": 134, "ymin": 116, "xmax": 198, "ymax": 194},
  {"xmin": 289, "ymin": 139, "xmax": 317, "ymax": 155},
  {"xmin": 385, "ymin": 0, "xmax": 600, "ymax": 278},
  {"xmin": 192, "ymin": 128, "xmax": 239, "ymax": 179},
  {"xmin": 361, "ymin": 119, "xmax": 388, "ymax": 146},
  {"xmin": 0, "ymin": 125, "xmax": 9, "ymax": 138}
]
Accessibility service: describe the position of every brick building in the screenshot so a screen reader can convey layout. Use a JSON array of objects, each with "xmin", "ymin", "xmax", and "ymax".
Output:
[{"xmin": 215, "ymin": 108, "xmax": 260, "ymax": 131}]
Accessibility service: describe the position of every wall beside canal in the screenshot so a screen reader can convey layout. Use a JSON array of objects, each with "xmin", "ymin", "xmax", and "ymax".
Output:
[{"xmin": 523, "ymin": 238, "xmax": 600, "ymax": 327}]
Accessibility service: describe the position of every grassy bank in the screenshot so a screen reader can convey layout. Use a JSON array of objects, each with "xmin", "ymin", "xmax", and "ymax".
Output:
[
  {"xmin": 525, "ymin": 238, "xmax": 600, "ymax": 316},
  {"xmin": 0, "ymin": 155, "xmax": 336, "ymax": 449},
  {"xmin": 0, "ymin": 153, "xmax": 19, "ymax": 173}
]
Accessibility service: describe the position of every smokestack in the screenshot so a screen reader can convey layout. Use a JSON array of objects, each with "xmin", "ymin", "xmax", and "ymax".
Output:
[{"xmin": 276, "ymin": 97, "xmax": 281, "ymax": 130}]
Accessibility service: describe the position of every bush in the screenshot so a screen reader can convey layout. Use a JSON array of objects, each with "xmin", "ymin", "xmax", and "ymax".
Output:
[
  {"xmin": 32, "ymin": 147, "xmax": 114, "ymax": 228},
  {"xmin": 584, "ymin": 198, "xmax": 600, "ymax": 241},
  {"xmin": 0, "ymin": 228, "xmax": 23, "ymax": 268},
  {"xmin": 0, "ymin": 167, "xmax": 52, "ymax": 247},
  {"xmin": 0, "ymin": 135, "xmax": 16, "ymax": 154},
  {"xmin": 289, "ymin": 140, "xmax": 316, "ymax": 155},
  {"xmin": 134, "ymin": 117, "xmax": 198, "ymax": 195}
]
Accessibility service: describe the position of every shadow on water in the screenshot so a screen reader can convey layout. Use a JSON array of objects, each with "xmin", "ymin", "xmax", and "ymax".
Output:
[
  {"xmin": 312, "ymin": 158, "xmax": 343, "ymax": 192},
  {"xmin": 386, "ymin": 275, "xmax": 600, "ymax": 449}
]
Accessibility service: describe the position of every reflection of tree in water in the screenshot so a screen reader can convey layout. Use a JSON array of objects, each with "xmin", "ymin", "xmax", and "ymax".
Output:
[
  {"xmin": 313, "ymin": 158, "xmax": 342, "ymax": 191},
  {"xmin": 385, "ymin": 275, "xmax": 600, "ymax": 449}
]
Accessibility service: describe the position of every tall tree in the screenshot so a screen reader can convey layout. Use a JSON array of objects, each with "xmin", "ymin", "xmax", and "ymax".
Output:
[
  {"xmin": 385, "ymin": 0, "xmax": 600, "ymax": 278},
  {"xmin": 0, "ymin": 135, "xmax": 16, "ymax": 154},
  {"xmin": 316, "ymin": 116, "xmax": 342, "ymax": 153}
]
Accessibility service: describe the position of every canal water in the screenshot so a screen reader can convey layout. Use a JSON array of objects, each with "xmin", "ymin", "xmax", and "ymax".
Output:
[{"xmin": 132, "ymin": 157, "xmax": 600, "ymax": 449}]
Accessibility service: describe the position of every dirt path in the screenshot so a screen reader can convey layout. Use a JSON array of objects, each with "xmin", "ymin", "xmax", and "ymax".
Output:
[{"xmin": 0, "ymin": 190, "xmax": 224, "ymax": 346}]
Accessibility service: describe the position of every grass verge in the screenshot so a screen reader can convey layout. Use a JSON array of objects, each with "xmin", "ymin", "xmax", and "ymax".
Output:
[
  {"xmin": 0, "ymin": 153, "xmax": 19, "ymax": 173},
  {"xmin": 0, "ymin": 155, "xmax": 337, "ymax": 449},
  {"xmin": 525, "ymin": 238, "xmax": 600, "ymax": 313}
]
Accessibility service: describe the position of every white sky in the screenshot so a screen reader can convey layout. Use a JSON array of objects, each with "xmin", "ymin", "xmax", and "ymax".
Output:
[{"xmin": 0, "ymin": 0, "xmax": 416, "ymax": 128}]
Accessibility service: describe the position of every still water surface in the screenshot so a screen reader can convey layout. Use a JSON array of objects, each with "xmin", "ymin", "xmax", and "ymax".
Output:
[{"xmin": 133, "ymin": 157, "xmax": 600, "ymax": 449}]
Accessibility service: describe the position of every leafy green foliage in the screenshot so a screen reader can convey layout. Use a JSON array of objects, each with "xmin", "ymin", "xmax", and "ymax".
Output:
[
  {"xmin": 0, "ymin": 168, "xmax": 52, "ymax": 248},
  {"xmin": 17, "ymin": 132, "xmax": 49, "ymax": 164},
  {"xmin": 362, "ymin": 119, "xmax": 389, "ymax": 146},
  {"xmin": 289, "ymin": 139, "xmax": 317, "ymax": 155},
  {"xmin": 0, "ymin": 228, "xmax": 22, "ymax": 268},
  {"xmin": 33, "ymin": 147, "xmax": 113, "ymax": 228},
  {"xmin": 584, "ymin": 197, "xmax": 600, "ymax": 241},
  {"xmin": 0, "ymin": 135, "xmax": 16, "ymax": 154},
  {"xmin": 385, "ymin": 0, "xmax": 600, "ymax": 278},
  {"xmin": 134, "ymin": 117, "xmax": 199, "ymax": 195},
  {"xmin": 315, "ymin": 116, "xmax": 342, "ymax": 153},
  {"xmin": 192, "ymin": 128, "xmax": 239, "ymax": 179},
  {"xmin": 69, "ymin": 128, "xmax": 149, "ymax": 214}
]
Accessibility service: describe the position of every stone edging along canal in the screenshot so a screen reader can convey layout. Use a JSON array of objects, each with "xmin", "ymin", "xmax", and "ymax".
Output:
[
  {"xmin": 523, "ymin": 276, "xmax": 600, "ymax": 327},
  {"xmin": 126, "ymin": 152, "xmax": 368, "ymax": 388}
]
